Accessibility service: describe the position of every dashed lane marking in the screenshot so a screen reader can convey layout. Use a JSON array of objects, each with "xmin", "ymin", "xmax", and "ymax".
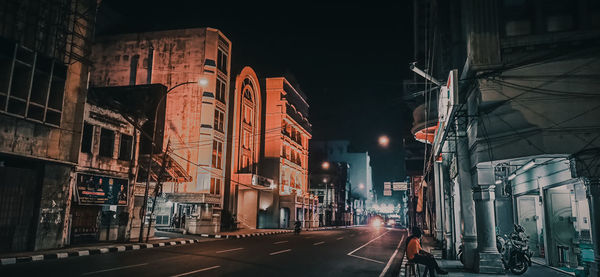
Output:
[
  {"xmin": 313, "ymin": 241, "xmax": 325, "ymax": 245},
  {"xmin": 170, "ymin": 265, "xmax": 221, "ymax": 277},
  {"xmin": 216, "ymin": 247, "xmax": 244, "ymax": 253},
  {"xmin": 269, "ymin": 249, "xmax": 292, "ymax": 256},
  {"xmin": 81, "ymin": 263, "xmax": 149, "ymax": 275},
  {"xmin": 273, "ymin": 241, "xmax": 288, "ymax": 244},
  {"xmin": 336, "ymin": 237, "xmax": 344, "ymax": 240}
]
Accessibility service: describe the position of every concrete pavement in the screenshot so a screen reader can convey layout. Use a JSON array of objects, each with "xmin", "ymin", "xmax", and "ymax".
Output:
[{"xmin": 0, "ymin": 226, "xmax": 407, "ymax": 277}]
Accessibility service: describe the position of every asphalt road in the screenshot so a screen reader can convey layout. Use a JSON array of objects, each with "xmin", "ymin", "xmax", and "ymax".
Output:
[{"xmin": 0, "ymin": 227, "xmax": 407, "ymax": 277}]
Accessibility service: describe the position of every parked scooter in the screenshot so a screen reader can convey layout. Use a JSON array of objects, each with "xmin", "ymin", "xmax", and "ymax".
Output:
[{"xmin": 496, "ymin": 224, "xmax": 533, "ymax": 275}]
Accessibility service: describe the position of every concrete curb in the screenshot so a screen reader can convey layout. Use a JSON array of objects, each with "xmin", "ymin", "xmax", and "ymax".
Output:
[
  {"xmin": 232, "ymin": 230, "xmax": 293, "ymax": 238},
  {"xmin": 1, "ymin": 226, "xmax": 360, "ymax": 266},
  {"xmin": 531, "ymin": 259, "xmax": 576, "ymax": 276},
  {"xmin": 0, "ymin": 229, "xmax": 299, "ymax": 266},
  {"xmin": 0, "ymin": 238, "xmax": 208, "ymax": 266}
]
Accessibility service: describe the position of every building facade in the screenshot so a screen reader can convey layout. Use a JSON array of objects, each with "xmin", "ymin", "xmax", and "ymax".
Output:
[
  {"xmin": 410, "ymin": 0, "xmax": 600, "ymax": 275},
  {"xmin": 0, "ymin": 0, "xmax": 97, "ymax": 252},
  {"xmin": 263, "ymin": 77, "xmax": 317, "ymax": 228},
  {"xmin": 91, "ymin": 27, "xmax": 232, "ymax": 235},
  {"xmin": 309, "ymin": 161, "xmax": 351, "ymax": 226},
  {"xmin": 71, "ymin": 88, "xmax": 140, "ymax": 244},
  {"xmin": 310, "ymin": 140, "xmax": 374, "ymax": 225},
  {"xmin": 225, "ymin": 66, "xmax": 278, "ymax": 229}
]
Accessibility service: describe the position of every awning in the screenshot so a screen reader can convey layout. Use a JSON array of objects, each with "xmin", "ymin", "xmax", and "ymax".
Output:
[{"xmin": 137, "ymin": 153, "xmax": 192, "ymax": 183}]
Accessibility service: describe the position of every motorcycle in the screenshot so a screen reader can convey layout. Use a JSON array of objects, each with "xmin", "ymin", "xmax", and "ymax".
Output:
[
  {"xmin": 496, "ymin": 224, "xmax": 533, "ymax": 275},
  {"xmin": 457, "ymin": 244, "xmax": 465, "ymax": 265}
]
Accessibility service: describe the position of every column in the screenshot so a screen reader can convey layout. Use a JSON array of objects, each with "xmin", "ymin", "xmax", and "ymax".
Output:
[
  {"xmin": 440, "ymin": 158, "xmax": 455, "ymax": 259},
  {"xmin": 586, "ymin": 178, "xmax": 600, "ymax": 276},
  {"xmin": 434, "ymin": 162, "xmax": 444, "ymax": 242},
  {"xmin": 472, "ymin": 165, "xmax": 504, "ymax": 273},
  {"xmin": 455, "ymin": 113, "xmax": 477, "ymax": 270},
  {"xmin": 572, "ymin": 151, "xmax": 600, "ymax": 276}
]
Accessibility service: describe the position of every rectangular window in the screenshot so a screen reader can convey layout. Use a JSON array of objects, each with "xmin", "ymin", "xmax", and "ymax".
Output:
[
  {"xmin": 214, "ymin": 109, "xmax": 224, "ymax": 132},
  {"xmin": 210, "ymin": 177, "xmax": 221, "ymax": 195},
  {"xmin": 0, "ymin": 42, "xmax": 65, "ymax": 126},
  {"xmin": 99, "ymin": 128, "xmax": 115, "ymax": 158},
  {"xmin": 212, "ymin": 140, "xmax": 223, "ymax": 169},
  {"xmin": 118, "ymin": 134, "xmax": 133, "ymax": 161},
  {"xmin": 217, "ymin": 49, "xmax": 228, "ymax": 74},
  {"xmin": 215, "ymin": 78, "xmax": 226, "ymax": 104},
  {"xmin": 81, "ymin": 122, "xmax": 93, "ymax": 153},
  {"xmin": 242, "ymin": 130, "xmax": 250, "ymax": 149}
]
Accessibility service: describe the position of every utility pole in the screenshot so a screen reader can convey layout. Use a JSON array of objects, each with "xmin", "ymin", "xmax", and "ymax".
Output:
[{"xmin": 146, "ymin": 140, "xmax": 170, "ymax": 242}]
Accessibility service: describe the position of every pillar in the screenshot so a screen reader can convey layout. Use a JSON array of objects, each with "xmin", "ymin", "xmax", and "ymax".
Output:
[
  {"xmin": 455, "ymin": 114, "xmax": 477, "ymax": 269},
  {"xmin": 434, "ymin": 162, "xmax": 444, "ymax": 242},
  {"xmin": 586, "ymin": 178, "xmax": 600, "ymax": 276},
  {"xmin": 472, "ymin": 177, "xmax": 504, "ymax": 273},
  {"xmin": 440, "ymin": 158, "xmax": 455, "ymax": 259},
  {"xmin": 571, "ymin": 150, "xmax": 600, "ymax": 276}
]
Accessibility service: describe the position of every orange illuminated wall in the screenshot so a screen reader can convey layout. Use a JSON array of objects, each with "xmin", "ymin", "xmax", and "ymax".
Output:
[
  {"xmin": 230, "ymin": 67, "xmax": 262, "ymax": 176},
  {"xmin": 264, "ymin": 77, "xmax": 312, "ymax": 196},
  {"xmin": 91, "ymin": 28, "xmax": 232, "ymax": 197}
]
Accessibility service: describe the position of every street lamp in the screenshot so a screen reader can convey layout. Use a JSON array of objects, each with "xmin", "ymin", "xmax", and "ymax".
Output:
[
  {"xmin": 359, "ymin": 183, "xmax": 365, "ymax": 190},
  {"xmin": 139, "ymin": 77, "xmax": 209, "ymax": 242},
  {"xmin": 378, "ymin": 135, "xmax": 390, "ymax": 147},
  {"xmin": 321, "ymin": 161, "xmax": 330, "ymax": 170}
]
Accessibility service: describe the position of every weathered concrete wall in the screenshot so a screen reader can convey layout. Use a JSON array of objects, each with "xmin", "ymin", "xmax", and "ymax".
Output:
[
  {"xmin": 470, "ymin": 54, "xmax": 600, "ymax": 164},
  {"xmin": 91, "ymin": 28, "xmax": 232, "ymax": 196}
]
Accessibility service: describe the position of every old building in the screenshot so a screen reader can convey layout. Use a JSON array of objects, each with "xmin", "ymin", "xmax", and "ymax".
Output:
[
  {"xmin": 0, "ymin": 0, "xmax": 97, "ymax": 251},
  {"xmin": 263, "ymin": 77, "xmax": 317, "ymax": 228},
  {"xmin": 410, "ymin": 0, "xmax": 600, "ymax": 275},
  {"xmin": 91, "ymin": 27, "xmax": 232, "ymax": 235},
  {"xmin": 224, "ymin": 66, "xmax": 278, "ymax": 229},
  {"xmin": 70, "ymin": 87, "xmax": 141, "ymax": 243}
]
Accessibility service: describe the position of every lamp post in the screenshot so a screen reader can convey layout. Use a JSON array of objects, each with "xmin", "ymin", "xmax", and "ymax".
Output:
[{"xmin": 138, "ymin": 78, "xmax": 208, "ymax": 242}]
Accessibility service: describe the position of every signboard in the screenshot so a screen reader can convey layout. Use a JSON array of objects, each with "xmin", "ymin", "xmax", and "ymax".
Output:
[
  {"xmin": 384, "ymin": 182, "xmax": 392, "ymax": 190},
  {"xmin": 433, "ymin": 69, "xmax": 459, "ymax": 157},
  {"xmin": 383, "ymin": 190, "xmax": 392, "ymax": 196},
  {"xmin": 76, "ymin": 173, "xmax": 128, "ymax": 206},
  {"xmin": 392, "ymin": 182, "xmax": 408, "ymax": 191}
]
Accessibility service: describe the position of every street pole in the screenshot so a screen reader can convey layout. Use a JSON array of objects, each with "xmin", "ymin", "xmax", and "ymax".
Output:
[
  {"xmin": 138, "ymin": 81, "xmax": 203, "ymax": 242},
  {"xmin": 146, "ymin": 140, "xmax": 170, "ymax": 242}
]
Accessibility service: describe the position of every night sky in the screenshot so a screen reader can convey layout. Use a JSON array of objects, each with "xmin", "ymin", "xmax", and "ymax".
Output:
[{"xmin": 98, "ymin": 0, "xmax": 414, "ymax": 198}]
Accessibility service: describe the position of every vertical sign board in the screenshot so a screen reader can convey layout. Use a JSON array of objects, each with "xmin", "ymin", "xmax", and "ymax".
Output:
[
  {"xmin": 76, "ymin": 173, "xmax": 128, "ymax": 206},
  {"xmin": 383, "ymin": 182, "xmax": 392, "ymax": 196},
  {"xmin": 383, "ymin": 190, "xmax": 392, "ymax": 196}
]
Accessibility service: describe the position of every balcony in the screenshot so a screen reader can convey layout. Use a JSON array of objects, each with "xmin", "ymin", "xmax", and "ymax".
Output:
[{"xmin": 411, "ymin": 102, "xmax": 438, "ymax": 145}]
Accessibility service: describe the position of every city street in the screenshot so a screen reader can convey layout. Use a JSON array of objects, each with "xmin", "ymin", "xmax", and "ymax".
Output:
[{"xmin": 0, "ymin": 227, "xmax": 406, "ymax": 277}]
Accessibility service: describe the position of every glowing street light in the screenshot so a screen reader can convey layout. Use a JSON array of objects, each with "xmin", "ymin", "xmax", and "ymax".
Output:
[
  {"xmin": 378, "ymin": 135, "xmax": 389, "ymax": 147},
  {"xmin": 321, "ymin": 161, "xmax": 330, "ymax": 169},
  {"xmin": 359, "ymin": 183, "xmax": 365, "ymax": 189}
]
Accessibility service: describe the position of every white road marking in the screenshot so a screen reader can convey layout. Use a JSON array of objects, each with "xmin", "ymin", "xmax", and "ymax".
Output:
[
  {"xmin": 273, "ymin": 240, "xmax": 288, "ymax": 244},
  {"xmin": 346, "ymin": 230, "xmax": 391, "ymax": 264},
  {"xmin": 170, "ymin": 265, "xmax": 221, "ymax": 277},
  {"xmin": 216, "ymin": 247, "xmax": 244, "ymax": 253},
  {"xmin": 269, "ymin": 249, "xmax": 292, "ymax": 255},
  {"xmin": 313, "ymin": 241, "xmax": 325, "ymax": 245},
  {"xmin": 348, "ymin": 254, "xmax": 385, "ymax": 264},
  {"xmin": 336, "ymin": 237, "xmax": 344, "ymax": 240},
  {"xmin": 378, "ymin": 236, "xmax": 404, "ymax": 277},
  {"xmin": 81, "ymin": 263, "xmax": 149, "ymax": 275}
]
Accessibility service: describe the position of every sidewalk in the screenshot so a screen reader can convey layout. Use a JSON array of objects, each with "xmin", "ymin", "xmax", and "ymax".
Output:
[{"xmin": 398, "ymin": 236, "xmax": 574, "ymax": 277}]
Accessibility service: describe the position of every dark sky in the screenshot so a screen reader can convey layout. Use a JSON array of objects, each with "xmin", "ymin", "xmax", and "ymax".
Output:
[{"xmin": 98, "ymin": 0, "xmax": 414, "ymax": 197}]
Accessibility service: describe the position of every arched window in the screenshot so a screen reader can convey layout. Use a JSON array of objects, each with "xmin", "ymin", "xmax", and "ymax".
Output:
[{"xmin": 243, "ymin": 89, "xmax": 253, "ymax": 102}]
